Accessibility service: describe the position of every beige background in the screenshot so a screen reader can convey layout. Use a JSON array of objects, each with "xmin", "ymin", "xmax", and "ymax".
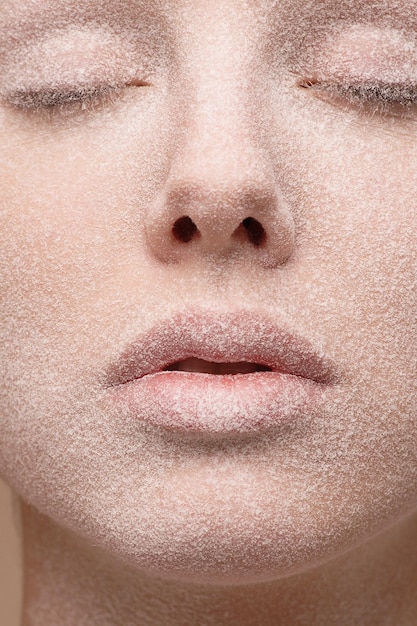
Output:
[{"xmin": 0, "ymin": 479, "xmax": 21, "ymax": 626}]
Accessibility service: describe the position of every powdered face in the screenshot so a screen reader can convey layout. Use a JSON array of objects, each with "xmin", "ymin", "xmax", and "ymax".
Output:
[{"xmin": 0, "ymin": 0, "xmax": 417, "ymax": 586}]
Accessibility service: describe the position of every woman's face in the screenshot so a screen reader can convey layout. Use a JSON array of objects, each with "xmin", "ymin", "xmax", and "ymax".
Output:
[{"xmin": 1, "ymin": 0, "xmax": 417, "ymax": 584}]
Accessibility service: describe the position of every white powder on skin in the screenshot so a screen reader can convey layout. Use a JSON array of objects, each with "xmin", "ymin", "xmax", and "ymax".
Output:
[{"xmin": 0, "ymin": 0, "xmax": 417, "ymax": 624}]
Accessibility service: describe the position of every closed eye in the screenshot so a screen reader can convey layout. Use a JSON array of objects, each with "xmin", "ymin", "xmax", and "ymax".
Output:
[
  {"xmin": 296, "ymin": 75, "xmax": 417, "ymax": 119},
  {"xmin": 2, "ymin": 79, "xmax": 150, "ymax": 115}
]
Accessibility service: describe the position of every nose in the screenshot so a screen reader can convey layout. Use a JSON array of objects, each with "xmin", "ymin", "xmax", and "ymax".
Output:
[
  {"xmin": 144, "ymin": 45, "xmax": 295, "ymax": 269},
  {"xmin": 146, "ymin": 173, "xmax": 295, "ymax": 269}
]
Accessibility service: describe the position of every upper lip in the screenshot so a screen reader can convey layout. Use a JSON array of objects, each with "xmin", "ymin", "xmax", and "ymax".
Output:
[{"xmin": 103, "ymin": 309, "xmax": 338, "ymax": 388}]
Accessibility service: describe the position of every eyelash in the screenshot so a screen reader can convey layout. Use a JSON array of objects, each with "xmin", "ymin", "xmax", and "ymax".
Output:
[
  {"xmin": 297, "ymin": 77, "xmax": 417, "ymax": 118},
  {"xmin": 4, "ymin": 77, "xmax": 417, "ymax": 121},
  {"xmin": 3, "ymin": 83, "xmax": 131, "ymax": 117}
]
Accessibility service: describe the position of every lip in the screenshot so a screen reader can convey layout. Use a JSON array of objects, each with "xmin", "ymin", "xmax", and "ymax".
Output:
[{"xmin": 103, "ymin": 309, "xmax": 338, "ymax": 438}]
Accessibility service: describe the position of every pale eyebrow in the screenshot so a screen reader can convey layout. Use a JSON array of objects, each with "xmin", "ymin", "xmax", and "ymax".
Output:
[
  {"xmin": 0, "ymin": 0, "xmax": 93, "ymax": 44},
  {"xmin": 0, "ymin": 0, "xmax": 165, "ymax": 52},
  {"xmin": 277, "ymin": 0, "xmax": 417, "ymax": 30},
  {"xmin": 270, "ymin": 0, "xmax": 417, "ymax": 69}
]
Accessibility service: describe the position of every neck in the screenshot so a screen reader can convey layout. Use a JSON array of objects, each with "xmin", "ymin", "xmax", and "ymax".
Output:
[{"xmin": 20, "ymin": 501, "xmax": 417, "ymax": 626}]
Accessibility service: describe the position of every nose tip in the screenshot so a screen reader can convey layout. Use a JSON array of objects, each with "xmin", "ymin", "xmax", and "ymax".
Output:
[{"xmin": 145, "ymin": 182, "xmax": 295, "ymax": 268}]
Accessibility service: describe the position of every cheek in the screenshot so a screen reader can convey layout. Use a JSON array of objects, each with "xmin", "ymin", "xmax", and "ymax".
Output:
[
  {"xmin": 314, "ymin": 135, "xmax": 417, "ymax": 347},
  {"xmin": 0, "ymin": 96, "xmax": 170, "ymax": 309},
  {"xmin": 275, "ymin": 103, "xmax": 417, "ymax": 356},
  {"xmin": 268, "ymin": 106, "xmax": 417, "ymax": 470}
]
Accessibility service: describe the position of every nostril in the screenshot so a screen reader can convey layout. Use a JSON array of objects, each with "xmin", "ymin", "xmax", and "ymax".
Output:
[
  {"xmin": 242, "ymin": 217, "xmax": 267, "ymax": 247},
  {"xmin": 172, "ymin": 216, "xmax": 200, "ymax": 243}
]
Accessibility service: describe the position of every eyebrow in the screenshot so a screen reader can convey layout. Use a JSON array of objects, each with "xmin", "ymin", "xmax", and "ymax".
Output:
[
  {"xmin": 0, "ymin": 0, "xmax": 164, "ymax": 52},
  {"xmin": 1, "ymin": 0, "xmax": 88, "ymax": 39},
  {"xmin": 276, "ymin": 0, "xmax": 417, "ymax": 33},
  {"xmin": 273, "ymin": 0, "xmax": 417, "ymax": 60}
]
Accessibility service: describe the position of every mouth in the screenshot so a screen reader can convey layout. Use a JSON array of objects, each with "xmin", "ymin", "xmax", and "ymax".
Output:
[
  {"xmin": 164, "ymin": 358, "xmax": 272, "ymax": 375},
  {"xmin": 104, "ymin": 308, "xmax": 337, "ymax": 387},
  {"xmin": 103, "ymin": 309, "xmax": 338, "ymax": 437}
]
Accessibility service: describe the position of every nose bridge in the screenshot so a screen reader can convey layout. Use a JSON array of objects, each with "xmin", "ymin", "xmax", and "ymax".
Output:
[
  {"xmin": 179, "ymin": 91, "xmax": 263, "ymax": 190},
  {"xmin": 174, "ymin": 12, "xmax": 261, "ymax": 180},
  {"xmin": 169, "ymin": 72, "xmax": 276, "ymax": 251}
]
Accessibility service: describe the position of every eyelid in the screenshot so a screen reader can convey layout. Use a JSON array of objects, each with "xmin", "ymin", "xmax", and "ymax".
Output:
[
  {"xmin": 0, "ymin": 82, "xmax": 153, "ymax": 123},
  {"xmin": 6, "ymin": 84, "xmax": 118, "ymax": 109},
  {"xmin": 312, "ymin": 24, "xmax": 417, "ymax": 78},
  {"xmin": 295, "ymin": 74, "xmax": 417, "ymax": 120},
  {"xmin": 4, "ymin": 78, "xmax": 150, "ymax": 110},
  {"xmin": 302, "ymin": 79, "xmax": 417, "ymax": 104},
  {"xmin": 0, "ymin": 26, "xmax": 154, "ymax": 100}
]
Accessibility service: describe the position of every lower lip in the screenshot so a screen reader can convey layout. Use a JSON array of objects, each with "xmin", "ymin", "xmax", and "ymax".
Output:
[{"xmin": 107, "ymin": 371, "xmax": 327, "ymax": 438}]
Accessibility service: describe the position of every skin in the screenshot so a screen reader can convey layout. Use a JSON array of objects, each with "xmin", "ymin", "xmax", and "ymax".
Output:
[{"xmin": 0, "ymin": 0, "xmax": 417, "ymax": 624}]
